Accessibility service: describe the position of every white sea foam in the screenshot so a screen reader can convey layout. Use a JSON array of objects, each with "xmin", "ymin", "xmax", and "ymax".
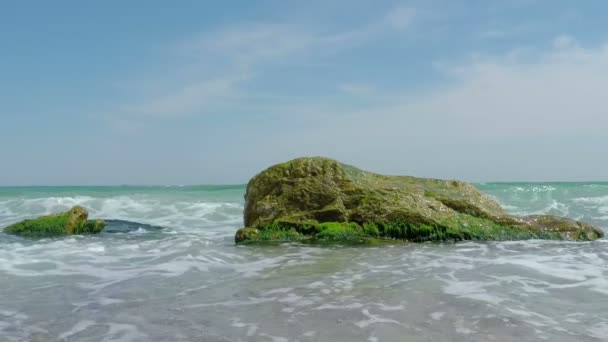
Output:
[
  {"xmin": 510, "ymin": 185, "xmax": 557, "ymax": 193},
  {"xmin": 0, "ymin": 195, "xmax": 244, "ymax": 230},
  {"xmin": 58, "ymin": 320, "xmax": 97, "ymax": 340},
  {"xmin": 316, "ymin": 303, "xmax": 365, "ymax": 310},
  {"xmin": 231, "ymin": 318, "xmax": 259, "ymax": 337},
  {"xmin": 588, "ymin": 322, "xmax": 608, "ymax": 339},
  {"xmin": 430, "ymin": 312, "xmax": 445, "ymax": 320},
  {"xmin": 1, "ymin": 185, "xmax": 608, "ymax": 341},
  {"xmin": 442, "ymin": 278, "xmax": 505, "ymax": 304},
  {"xmin": 573, "ymin": 195, "xmax": 608, "ymax": 205},
  {"xmin": 354, "ymin": 309, "xmax": 401, "ymax": 328}
]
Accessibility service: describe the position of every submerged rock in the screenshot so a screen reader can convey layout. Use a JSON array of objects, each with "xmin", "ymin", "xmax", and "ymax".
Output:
[
  {"xmin": 236, "ymin": 157, "xmax": 604, "ymax": 244},
  {"xmin": 3, "ymin": 206, "xmax": 105, "ymax": 238},
  {"xmin": 101, "ymin": 219, "xmax": 164, "ymax": 234}
]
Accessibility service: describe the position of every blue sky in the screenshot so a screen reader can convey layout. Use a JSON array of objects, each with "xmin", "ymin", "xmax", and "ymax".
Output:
[{"xmin": 1, "ymin": 1, "xmax": 607, "ymax": 185}]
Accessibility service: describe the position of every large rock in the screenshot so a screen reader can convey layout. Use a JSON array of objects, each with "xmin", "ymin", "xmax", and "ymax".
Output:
[
  {"xmin": 3, "ymin": 206, "xmax": 105, "ymax": 238},
  {"xmin": 236, "ymin": 157, "xmax": 604, "ymax": 243}
]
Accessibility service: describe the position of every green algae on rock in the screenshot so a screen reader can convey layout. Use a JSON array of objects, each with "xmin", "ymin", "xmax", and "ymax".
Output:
[
  {"xmin": 235, "ymin": 157, "xmax": 604, "ymax": 244},
  {"xmin": 3, "ymin": 206, "xmax": 106, "ymax": 238}
]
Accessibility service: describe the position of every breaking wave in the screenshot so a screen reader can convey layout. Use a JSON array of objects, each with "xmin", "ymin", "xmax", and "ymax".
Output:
[{"xmin": 0, "ymin": 184, "xmax": 607, "ymax": 341}]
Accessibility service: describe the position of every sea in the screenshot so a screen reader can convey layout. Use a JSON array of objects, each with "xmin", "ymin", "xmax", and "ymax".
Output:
[{"xmin": 0, "ymin": 183, "xmax": 607, "ymax": 341}]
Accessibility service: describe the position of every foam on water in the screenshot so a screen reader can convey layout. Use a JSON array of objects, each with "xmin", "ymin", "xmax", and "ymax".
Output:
[
  {"xmin": 0, "ymin": 184, "xmax": 607, "ymax": 341},
  {"xmin": 0, "ymin": 192, "xmax": 243, "ymax": 229}
]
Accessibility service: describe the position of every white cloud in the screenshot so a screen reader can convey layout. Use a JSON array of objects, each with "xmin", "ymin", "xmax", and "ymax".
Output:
[
  {"xmin": 338, "ymin": 83, "xmax": 377, "ymax": 96},
  {"xmin": 353, "ymin": 38, "xmax": 607, "ymax": 138},
  {"xmin": 477, "ymin": 26, "xmax": 531, "ymax": 40},
  {"xmin": 116, "ymin": 26, "xmax": 364, "ymax": 119},
  {"xmin": 553, "ymin": 34, "xmax": 576, "ymax": 49},
  {"xmin": 113, "ymin": 7, "xmax": 418, "ymax": 119},
  {"xmin": 122, "ymin": 75, "xmax": 248, "ymax": 118},
  {"xmin": 182, "ymin": 24, "xmax": 319, "ymax": 68},
  {"xmin": 385, "ymin": 6, "xmax": 416, "ymax": 31},
  {"xmin": 259, "ymin": 37, "xmax": 608, "ymax": 181}
]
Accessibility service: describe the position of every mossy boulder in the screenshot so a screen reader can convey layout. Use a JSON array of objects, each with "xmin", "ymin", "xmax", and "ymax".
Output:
[
  {"xmin": 236, "ymin": 157, "xmax": 604, "ymax": 244},
  {"xmin": 3, "ymin": 206, "xmax": 105, "ymax": 238}
]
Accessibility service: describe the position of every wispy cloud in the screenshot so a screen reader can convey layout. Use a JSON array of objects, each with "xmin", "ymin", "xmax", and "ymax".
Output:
[
  {"xmin": 385, "ymin": 6, "xmax": 416, "ymax": 31},
  {"xmin": 248, "ymin": 36, "xmax": 608, "ymax": 180},
  {"xmin": 553, "ymin": 34, "xmax": 576, "ymax": 49},
  {"xmin": 180, "ymin": 6, "xmax": 418, "ymax": 68},
  {"xmin": 337, "ymin": 83, "xmax": 377, "ymax": 96},
  {"xmin": 109, "ymin": 6, "xmax": 418, "ymax": 120},
  {"xmin": 180, "ymin": 24, "xmax": 319, "ymax": 68},
  {"xmin": 338, "ymin": 37, "xmax": 608, "ymax": 136},
  {"xmin": 120, "ymin": 74, "xmax": 249, "ymax": 118}
]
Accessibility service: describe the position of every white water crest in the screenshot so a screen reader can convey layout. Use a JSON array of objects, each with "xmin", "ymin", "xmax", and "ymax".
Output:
[{"xmin": 0, "ymin": 184, "xmax": 607, "ymax": 341}]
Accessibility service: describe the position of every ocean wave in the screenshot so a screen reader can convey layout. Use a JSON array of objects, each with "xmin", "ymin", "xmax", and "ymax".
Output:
[
  {"xmin": 574, "ymin": 195, "xmax": 608, "ymax": 205},
  {"xmin": 539, "ymin": 199, "xmax": 570, "ymax": 216},
  {"xmin": 2, "ymin": 185, "xmax": 608, "ymax": 341},
  {"xmin": 506, "ymin": 185, "xmax": 557, "ymax": 193},
  {"xmin": 0, "ymin": 195, "xmax": 244, "ymax": 229},
  {"xmin": 1, "ymin": 235, "xmax": 607, "ymax": 340}
]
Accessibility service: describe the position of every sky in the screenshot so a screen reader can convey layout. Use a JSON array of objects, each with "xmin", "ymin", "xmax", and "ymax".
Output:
[{"xmin": 1, "ymin": 0, "xmax": 607, "ymax": 185}]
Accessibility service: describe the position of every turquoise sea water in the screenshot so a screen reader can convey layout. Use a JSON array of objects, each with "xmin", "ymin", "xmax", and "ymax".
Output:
[{"xmin": 0, "ymin": 183, "xmax": 607, "ymax": 341}]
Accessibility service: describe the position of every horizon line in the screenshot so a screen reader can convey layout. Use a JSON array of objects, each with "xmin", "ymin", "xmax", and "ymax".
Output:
[{"xmin": 1, "ymin": 181, "xmax": 608, "ymax": 187}]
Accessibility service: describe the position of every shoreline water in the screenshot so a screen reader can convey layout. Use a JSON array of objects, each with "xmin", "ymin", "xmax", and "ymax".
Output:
[{"xmin": 0, "ymin": 183, "xmax": 606, "ymax": 341}]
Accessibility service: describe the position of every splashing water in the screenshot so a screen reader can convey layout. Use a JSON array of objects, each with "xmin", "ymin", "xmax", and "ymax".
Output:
[{"xmin": 0, "ymin": 183, "xmax": 607, "ymax": 341}]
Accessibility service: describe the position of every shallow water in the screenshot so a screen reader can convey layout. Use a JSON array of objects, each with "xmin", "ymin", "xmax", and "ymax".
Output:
[{"xmin": 0, "ymin": 183, "xmax": 607, "ymax": 341}]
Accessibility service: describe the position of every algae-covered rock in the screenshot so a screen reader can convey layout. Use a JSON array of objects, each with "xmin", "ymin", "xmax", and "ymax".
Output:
[
  {"xmin": 3, "ymin": 206, "xmax": 106, "ymax": 238},
  {"xmin": 236, "ymin": 157, "xmax": 604, "ymax": 244}
]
